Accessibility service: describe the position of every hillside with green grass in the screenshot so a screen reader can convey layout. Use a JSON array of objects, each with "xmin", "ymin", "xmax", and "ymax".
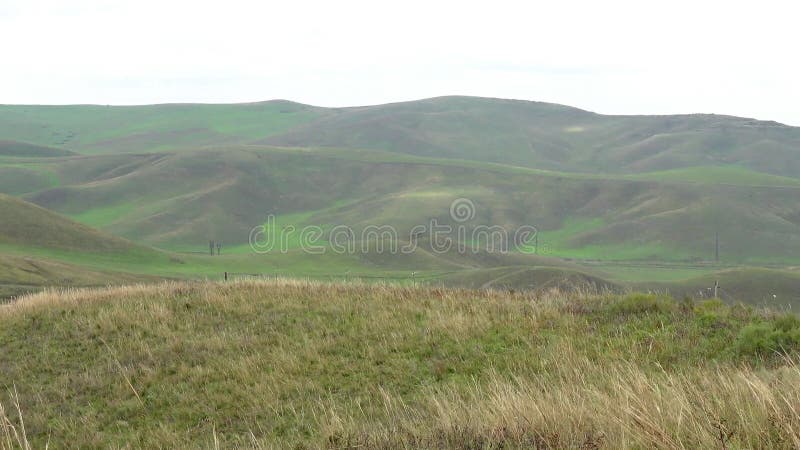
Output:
[
  {"xmin": 0, "ymin": 101, "xmax": 327, "ymax": 154},
  {"xmin": 3, "ymin": 96, "xmax": 799, "ymax": 177},
  {"xmin": 0, "ymin": 140, "xmax": 77, "ymax": 158},
  {"xmin": 0, "ymin": 177, "xmax": 622, "ymax": 300},
  {"xmin": 0, "ymin": 194, "xmax": 178, "ymax": 297},
  {"xmin": 2, "ymin": 96, "xmax": 800, "ymax": 300},
  {"xmin": 6, "ymin": 147, "xmax": 800, "ymax": 265},
  {"xmin": 259, "ymin": 96, "xmax": 800, "ymax": 177},
  {"xmin": 0, "ymin": 254, "xmax": 163, "ymax": 299},
  {"xmin": 4, "ymin": 280, "xmax": 800, "ymax": 448},
  {"xmin": 0, "ymin": 193, "xmax": 143, "ymax": 252}
]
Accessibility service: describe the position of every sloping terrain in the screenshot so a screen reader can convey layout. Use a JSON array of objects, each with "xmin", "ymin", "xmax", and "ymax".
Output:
[
  {"xmin": 0, "ymin": 194, "xmax": 174, "ymax": 297},
  {"xmin": 4, "ymin": 281, "xmax": 800, "ymax": 448},
  {"xmin": 1, "ymin": 96, "xmax": 800, "ymax": 296},
  {"xmin": 0, "ymin": 193, "xmax": 142, "ymax": 251},
  {"xmin": 0, "ymin": 101, "xmax": 327, "ymax": 153},
  {"xmin": 259, "ymin": 96, "xmax": 800, "ymax": 177},
  {"xmin": 7, "ymin": 147, "xmax": 799, "ymax": 264},
  {"xmin": 2, "ymin": 97, "xmax": 799, "ymax": 177},
  {"xmin": 0, "ymin": 140, "xmax": 77, "ymax": 157},
  {"xmin": 0, "ymin": 254, "xmax": 161, "ymax": 299}
]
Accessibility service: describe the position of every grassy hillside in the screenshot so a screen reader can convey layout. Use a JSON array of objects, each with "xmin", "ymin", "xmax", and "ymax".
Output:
[
  {"xmin": 0, "ymin": 140, "xmax": 76, "ymax": 157},
  {"xmin": 0, "ymin": 101, "xmax": 326, "ymax": 154},
  {"xmin": 0, "ymin": 185, "xmax": 620, "ymax": 299},
  {"xmin": 2, "ymin": 96, "xmax": 800, "ymax": 293},
  {"xmin": 0, "ymin": 192, "xmax": 481, "ymax": 296},
  {"xmin": 0, "ymin": 254, "xmax": 162, "ymax": 299},
  {"xmin": 7, "ymin": 147, "xmax": 800, "ymax": 265},
  {"xmin": 0, "ymin": 194, "xmax": 180, "ymax": 296},
  {"xmin": 2, "ymin": 97, "xmax": 799, "ymax": 177},
  {"xmin": 3, "ymin": 280, "xmax": 800, "ymax": 448},
  {"xmin": 0, "ymin": 193, "xmax": 143, "ymax": 252},
  {"xmin": 259, "ymin": 96, "xmax": 800, "ymax": 177}
]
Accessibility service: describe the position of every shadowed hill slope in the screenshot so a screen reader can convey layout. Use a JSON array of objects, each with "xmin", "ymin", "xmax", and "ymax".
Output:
[
  {"xmin": 0, "ymin": 194, "xmax": 176, "ymax": 298},
  {"xmin": 7, "ymin": 147, "xmax": 800, "ymax": 264},
  {"xmin": 0, "ymin": 193, "xmax": 144, "ymax": 252},
  {"xmin": 0, "ymin": 140, "xmax": 77, "ymax": 157}
]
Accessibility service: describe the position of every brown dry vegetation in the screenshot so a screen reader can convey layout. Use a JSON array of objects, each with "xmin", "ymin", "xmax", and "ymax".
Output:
[{"xmin": 2, "ymin": 280, "xmax": 800, "ymax": 448}]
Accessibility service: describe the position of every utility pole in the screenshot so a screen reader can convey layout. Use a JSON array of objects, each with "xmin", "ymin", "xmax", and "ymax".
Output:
[
  {"xmin": 715, "ymin": 230, "xmax": 720, "ymax": 263},
  {"xmin": 714, "ymin": 280, "xmax": 719, "ymax": 298},
  {"xmin": 534, "ymin": 233, "xmax": 539, "ymax": 254}
]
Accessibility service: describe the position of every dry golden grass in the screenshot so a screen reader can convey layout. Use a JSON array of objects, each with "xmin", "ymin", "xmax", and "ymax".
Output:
[
  {"xmin": 1, "ymin": 279, "xmax": 799, "ymax": 448},
  {"xmin": 323, "ymin": 351, "xmax": 800, "ymax": 449}
]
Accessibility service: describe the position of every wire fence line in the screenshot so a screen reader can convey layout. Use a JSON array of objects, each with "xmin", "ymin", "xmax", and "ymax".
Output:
[{"xmin": 223, "ymin": 270, "xmax": 465, "ymax": 282}]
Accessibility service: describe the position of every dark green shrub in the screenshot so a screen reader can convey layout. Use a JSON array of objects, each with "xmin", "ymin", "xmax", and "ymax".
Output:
[{"xmin": 736, "ymin": 315, "xmax": 800, "ymax": 357}]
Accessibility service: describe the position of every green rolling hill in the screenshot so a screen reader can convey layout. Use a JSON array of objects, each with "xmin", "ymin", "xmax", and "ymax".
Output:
[
  {"xmin": 0, "ymin": 101, "xmax": 326, "ymax": 154},
  {"xmin": 5, "ymin": 146, "xmax": 798, "ymax": 265},
  {"xmin": 0, "ymin": 140, "xmax": 77, "ymax": 158},
  {"xmin": 0, "ymin": 194, "xmax": 169, "ymax": 297},
  {"xmin": 1, "ymin": 96, "xmax": 800, "ymax": 304},
  {"xmin": 259, "ymin": 96, "xmax": 800, "ymax": 177},
  {"xmin": 2, "ymin": 96, "xmax": 799, "ymax": 177},
  {"xmin": 0, "ymin": 193, "xmax": 145, "ymax": 252}
]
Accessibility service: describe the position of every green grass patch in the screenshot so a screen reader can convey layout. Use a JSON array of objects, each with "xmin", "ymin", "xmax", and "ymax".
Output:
[
  {"xmin": 70, "ymin": 203, "xmax": 139, "ymax": 228},
  {"xmin": 2, "ymin": 282, "xmax": 800, "ymax": 447},
  {"xmin": 628, "ymin": 165, "xmax": 800, "ymax": 187}
]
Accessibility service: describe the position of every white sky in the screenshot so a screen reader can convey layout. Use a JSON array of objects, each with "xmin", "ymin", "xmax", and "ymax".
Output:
[{"xmin": 1, "ymin": 0, "xmax": 798, "ymax": 125}]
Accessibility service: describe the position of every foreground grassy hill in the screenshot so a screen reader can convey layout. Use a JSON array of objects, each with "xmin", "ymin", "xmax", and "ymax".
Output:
[{"xmin": 3, "ymin": 280, "xmax": 800, "ymax": 448}]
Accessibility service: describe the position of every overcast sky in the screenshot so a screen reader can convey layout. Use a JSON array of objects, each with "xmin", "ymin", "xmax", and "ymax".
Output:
[{"xmin": 2, "ymin": 0, "xmax": 798, "ymax": 124}]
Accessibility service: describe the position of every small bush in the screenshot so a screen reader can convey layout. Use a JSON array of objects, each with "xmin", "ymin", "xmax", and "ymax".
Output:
[
  {"xmin": 736, "ymin": 315, "xmax": 800, "ymax": 357},
  {"xmin": 607, "ymin": 293, "xmax": 675, "ymax": 316}
]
